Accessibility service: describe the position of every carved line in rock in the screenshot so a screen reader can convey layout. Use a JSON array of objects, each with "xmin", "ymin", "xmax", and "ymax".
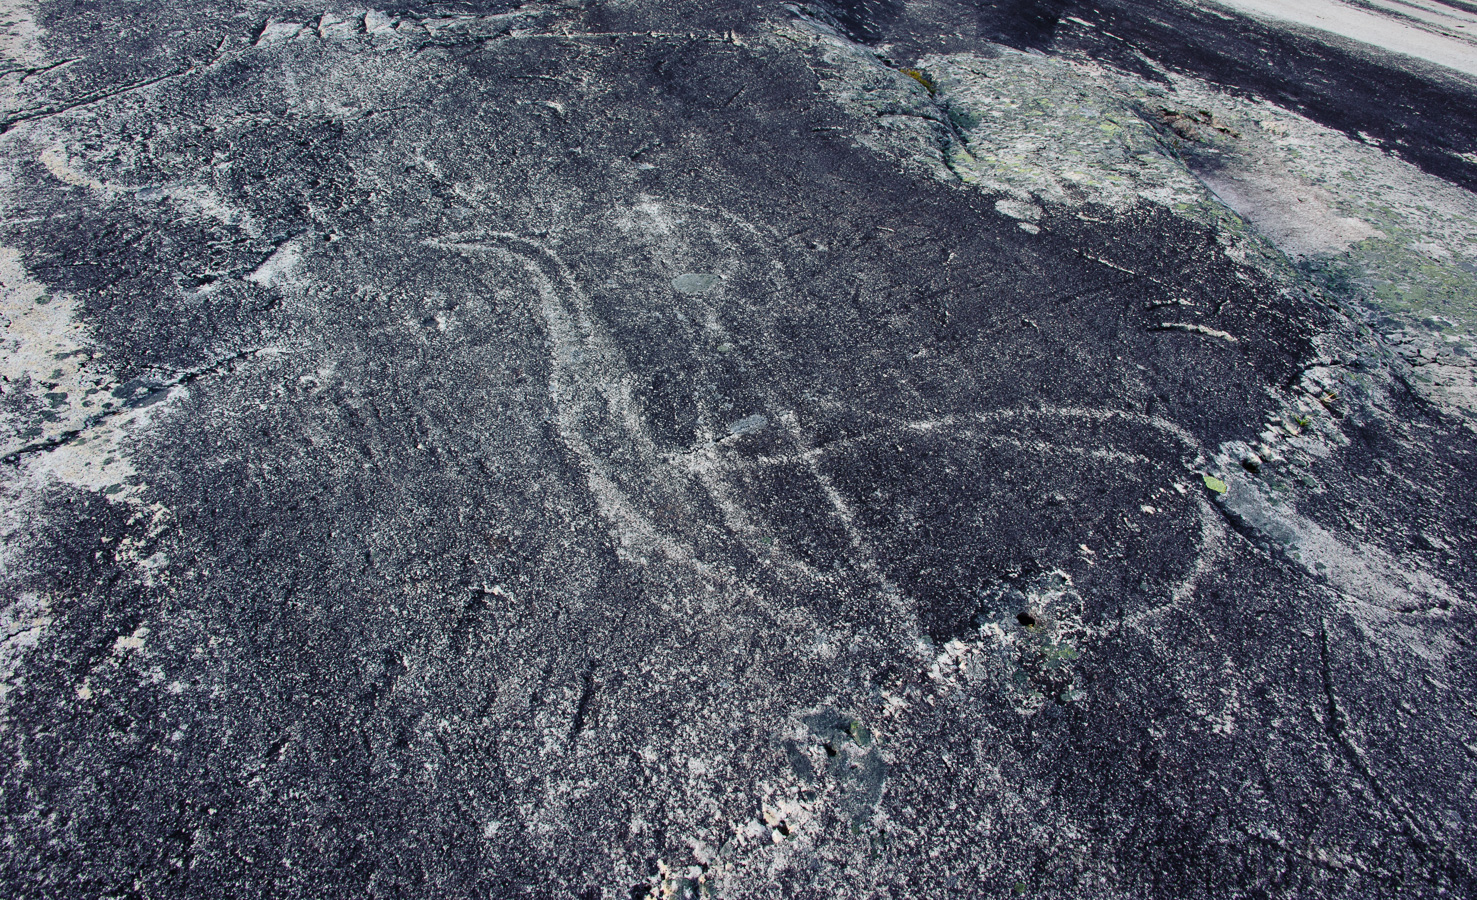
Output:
[
  {"xmin": 425, "ymin": 232, "xmax": 717, "ymax": 577},
  {"xmin": 429, "ymin": 216, "xmax": 1244, "ymax": 665},
  {"xmin": 629, "ymin": 199, "xmax": 917, "ymax": 623},
  {"xmin": 425, "ymin": 228, "xmax": 926, "ymax": 651}
]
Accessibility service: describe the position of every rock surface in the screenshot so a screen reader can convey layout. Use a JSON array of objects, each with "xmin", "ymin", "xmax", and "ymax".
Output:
[{"xmin": 2, "ymin": 1, "xmax": 1476, "ymax": 897}]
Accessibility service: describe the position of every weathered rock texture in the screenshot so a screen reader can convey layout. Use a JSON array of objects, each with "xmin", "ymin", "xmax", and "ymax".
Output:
[{"xmin": 2, "ymin": 1, "xmax": 1476, "ymax": 897}]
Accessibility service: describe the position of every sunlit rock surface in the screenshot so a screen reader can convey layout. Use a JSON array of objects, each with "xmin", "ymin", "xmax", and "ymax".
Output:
[{"xmin": 2, "ymin": 1, "xmax": 1476, "ymax": 897}]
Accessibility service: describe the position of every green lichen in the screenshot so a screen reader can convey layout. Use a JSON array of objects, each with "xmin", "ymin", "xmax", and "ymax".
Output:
[{"xmin": 899, "ymin": 67, "xmax": 936, "ymax": 94}]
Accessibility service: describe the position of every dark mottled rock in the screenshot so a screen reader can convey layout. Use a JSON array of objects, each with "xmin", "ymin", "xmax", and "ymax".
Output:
[{"xmin": 2, "ymin": 1, "xmax": 1475, "ymax": 898}]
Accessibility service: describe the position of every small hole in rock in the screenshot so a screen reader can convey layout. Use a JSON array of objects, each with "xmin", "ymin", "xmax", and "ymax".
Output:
[
  {"xmin": 1017, "ymin": 612, "xmax": 1036, "ymax": 627},
  {"xmin": 823, "ymin": 742, "xmax": 837, "ymax": 757}
]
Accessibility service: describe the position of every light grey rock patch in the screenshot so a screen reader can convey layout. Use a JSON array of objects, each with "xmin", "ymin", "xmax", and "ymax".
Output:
[
  {"xmin": 924, "ymin": 50, "xmax": 1214, "ymax": 213},
  {"xmin": 0, "ymin": 591, "xmax": 49, "ymax": 712},
  {"xmin": 671, "ymin": 272, "xmax": 722, "ymax": 294},
  {"xmin": 727, "ymin": 413, "xmax": 767, "ymax": 436},
  {"xmin": 1212, "ymin": 462, "xmax": 1457, "ymax": 614},
  {"xmin": 0, "ymin": 0, "xmax": 44, "ymax": 66},
  {"xmin": 993, "ymin": 198, "xmax": 1042, "ymax": 221}
]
